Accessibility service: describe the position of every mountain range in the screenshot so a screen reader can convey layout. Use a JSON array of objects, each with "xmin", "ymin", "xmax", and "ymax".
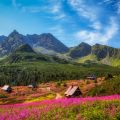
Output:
[
  {"xmin": 0, "ymin": 30, "xmax": 68, "ymax": 57},
  {"xmin": 0, "ymin": 30, "xmax": 120, "ymax": 66},
  {"xmin": 69, "ymin": 42, "xmax": 120, "ymax": 66}
]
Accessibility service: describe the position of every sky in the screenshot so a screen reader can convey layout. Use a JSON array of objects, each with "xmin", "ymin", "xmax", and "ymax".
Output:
[{"xmin": 0, "ymin": 0, "xmax": 120, "ymax": 47}]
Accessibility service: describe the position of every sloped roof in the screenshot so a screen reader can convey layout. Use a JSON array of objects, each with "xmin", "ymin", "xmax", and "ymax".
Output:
[
  {"xmin": 67, "ymin": 86, "xmax": 79, "ymax": 96},
  {"xmin": 65, "ymin": 86, "xmax": 81, "ymax": 96},
  {"xmin": 28, "ymin": 85, "xmax": 34, "ymax": 88},
  {"xmin": 65, "ymin": 86, "xmax": 72, "ymax": 95},
  {"xmin": 1, "ymin": 85, "xmax": 11, "ymax": 90}
]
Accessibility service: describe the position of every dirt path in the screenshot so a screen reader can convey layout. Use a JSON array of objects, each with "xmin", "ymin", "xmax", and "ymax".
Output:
[{"xmin": 56, "ymin": 93, "xmax": 63, "ymax": 99}]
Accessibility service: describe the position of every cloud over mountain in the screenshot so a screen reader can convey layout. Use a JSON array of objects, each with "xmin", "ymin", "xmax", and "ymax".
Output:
[{"xmin": 0, "ymin": 0, "xmax": 120, "ymax": 48}]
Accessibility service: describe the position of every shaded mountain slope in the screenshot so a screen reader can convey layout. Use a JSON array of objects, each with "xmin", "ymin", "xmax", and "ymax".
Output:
[
  {"xmin": 69, "ymin": 42, "xmax": 91, "ymax": 58},
  {"xmin": 26, "ymin": 33, "xmax": 69, "ymax": 53},
  {"xmin": 4, "ymin": 44, "xmax": 69, "ymax": 64}
]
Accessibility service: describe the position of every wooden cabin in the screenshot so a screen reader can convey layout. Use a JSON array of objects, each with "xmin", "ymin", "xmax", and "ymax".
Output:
[
  {"xmin": 86, "ymin": 75, "xmax": 96, "ymax": 80},
  {"xmin": 1, "ymin": 85, "xmax": 12, "ymax": 93},
  {"xmin": 28, "ymin": 84, "xmax": 37, "ymax": 89},
  {"xmin": 28, "ymin": 82, "xmax": 37, "ymax": 89},
  {"xmin": 65, "ymin": 85, "xmax": 82, "ymax": 97}
]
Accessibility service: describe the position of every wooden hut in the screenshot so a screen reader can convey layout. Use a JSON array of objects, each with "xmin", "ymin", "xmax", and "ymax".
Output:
[
  {"xmin": 28, "ymin": 82, "xmax": 37, "ymax": 88},
  {"xmin": 1, "ymin": 85, "xmax": 12, "ymax": 93},
  {"xmin": 86, "ymin": 75, "xmax": 96, "ymax": 80},
  {"xmin": 28, "ymin": 84, "xmax": 37, "ymax": 88},
  {"xmin": 65, "ymin": 85, "xmax": 82, "ymax": 97}
]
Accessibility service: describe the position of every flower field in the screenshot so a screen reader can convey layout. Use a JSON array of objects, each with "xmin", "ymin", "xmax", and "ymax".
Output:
[{"xmin": 0, "ymin": 95, "xmax": 120, "ymax": 120}]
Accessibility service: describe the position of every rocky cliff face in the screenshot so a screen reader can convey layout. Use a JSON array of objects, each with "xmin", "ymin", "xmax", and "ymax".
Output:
[{"xmin": 0, "ymin": 30, "xmax": 69, "ymax": 57}]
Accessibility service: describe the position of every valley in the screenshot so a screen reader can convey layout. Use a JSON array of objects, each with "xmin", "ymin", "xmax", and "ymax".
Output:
[
  {"xmin": 0, "ymin": 77, "xmax": 104, "ymax": 104},
  {"xmin": 0, "ymin": 30, "xmax": 120, "ymax": 120}
]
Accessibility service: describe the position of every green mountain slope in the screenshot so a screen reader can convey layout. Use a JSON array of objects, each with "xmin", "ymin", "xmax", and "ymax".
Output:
[
  {"xmin": 69, "ymin": 43, "xmax": 120, "ymax": 66},
  {"xmin": 3, "ymin": 44, "xmax": 68, "ymax": 64},
  {"xmin": 87, "ymin": 75, "xmax": 120, "ymax": 96},
  {"xmin": 0, "ymin": 44, "xmax": 119, "ymax": 86}
]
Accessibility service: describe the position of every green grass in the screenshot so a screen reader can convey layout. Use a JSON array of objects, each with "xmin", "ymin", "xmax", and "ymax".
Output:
[
  {"xmin": 75, "ymin": 54, "xmax": 98, "ymax": 63},
  {"xmin": 75, "ymin": 55, "xmax": 120, "ymax": 67},
  {"xmin": 111, "ymin": 58, "xmax": 120, "ymax": 67}
]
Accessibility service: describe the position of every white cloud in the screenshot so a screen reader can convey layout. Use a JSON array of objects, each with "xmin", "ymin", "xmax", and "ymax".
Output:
[
  {"xmin": 49, "ymin": 2, "xmax": 66, "ymax": 20},
  {"xmin": 68, "ymin": 0, "xmax": 97, "ymax": 22},
  {"xmin": 117, "ymin": 1, "xmax": 120, "ymax": 14},
  {"xmin": 103, "ymin": 0, "xmax": 113, "ymax": 3},
  {"xmin": 53, "ymin": 13, "xmax": 66, "ymax": 20},
  {"xmin": 75, "ymin": 17, "xmax": 119, "ymax": 45},
  {"xmin": 90, "ymin": 21, "xmax": 102, "ymax": 30},
  {"xmin": 50, "ymin": 4, "xmax": 61, "ymax": 13},
  {"xmin": 21, "ymin": 1, "xmax": 66, "ymax": 20},
  {"xmin": 50, "ymin": 25, "xmax": 64, "ymax": 36}
]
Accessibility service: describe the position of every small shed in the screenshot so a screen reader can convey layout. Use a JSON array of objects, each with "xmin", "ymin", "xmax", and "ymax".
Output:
[
  {"xmin": 1, "ymin": 85, "xmax": 12, "ymax": 93},
  {"xmin": 86, "ymin": 75, "xmax": 96, "ymax": 80},
  {"xmin": 28, "ymin": 84, "xmax": 36, "ymax": 88},
  {"xmin": 65, "ymin": 85, "xmax": 82, "ymax": 97}
]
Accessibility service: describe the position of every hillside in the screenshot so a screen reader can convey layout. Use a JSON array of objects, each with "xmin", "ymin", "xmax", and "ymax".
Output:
[
  {"xmin": 0, "ymin": 59, "xmax": 119, "ymax": 86},
  {"xmin": 87, "ymin": 75, "xmax": 120, "ymax": 96},
  {"xmin": 70, "ymin": 43, "xmax": 120, "ymax": 66},
  {"xmin": 3, "ymin": 44, "xmax": 68, "ymax": 64},
  {"xmin": 69, "ymin": 42, "xmax": 91, "ymax": 58}
]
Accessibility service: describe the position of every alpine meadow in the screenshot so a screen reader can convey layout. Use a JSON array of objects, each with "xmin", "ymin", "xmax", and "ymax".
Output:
[{"xmin": 0, "ymin": 0, "xmax": 120, "ymax": 120}]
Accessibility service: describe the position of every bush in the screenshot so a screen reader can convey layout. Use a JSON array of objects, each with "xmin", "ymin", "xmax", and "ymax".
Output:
[
  {"xmin": 0, "ymin": 94, "xmax": 8, "ymax": 98},
  {"xmin": 56, "ymin": 80, "xmax": 62, "ymax": 86},
  {"xmin": 86, "ymin": 80, "xmax": 90, "ymax": 84}
]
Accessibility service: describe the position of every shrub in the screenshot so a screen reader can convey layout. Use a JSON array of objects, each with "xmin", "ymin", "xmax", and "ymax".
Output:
[
  {"xmin": 0, "ymin": 94, "xmax": 8, "ymax": 98},
  {"xmin": 56, "ymin": 80, "xmax": 62, "ymax": 86}
]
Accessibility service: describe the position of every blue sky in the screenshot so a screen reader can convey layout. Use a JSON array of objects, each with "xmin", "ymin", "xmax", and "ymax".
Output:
[{"xmin": 0, "ymin": 0, "xmax": 120, "ymax": 47}]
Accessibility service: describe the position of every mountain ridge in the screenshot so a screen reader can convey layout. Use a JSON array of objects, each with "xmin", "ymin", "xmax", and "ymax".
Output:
[
  {"xmin": 0, "ymin": 30, "xmax": 120, "ymax": 66},
  {"xmin": 0, "ymin": 30, "xmax": 69, "ymax": 57}
]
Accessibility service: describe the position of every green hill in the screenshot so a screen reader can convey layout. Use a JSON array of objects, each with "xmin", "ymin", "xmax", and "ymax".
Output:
[
  {"xmin": 87, "ymin": 75, "xmax": 120, "ymax": 96},
  {"xmin": 69, "ymin": 42, "xmax": 91, "ymax": 58},
  {"xmin": 3, "ymin": 44, "xmax": 68, "ymax": 64},
  {"xmin": 69, "ymin": 43, "xmax": 120, "ymax": 66}
]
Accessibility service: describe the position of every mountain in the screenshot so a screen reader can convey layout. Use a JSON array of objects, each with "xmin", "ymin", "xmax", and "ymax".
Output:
[
  {"xmin": 92, "ymin": 44, "xmax": 120, "ymax": 59},
  {"xmin": 15, "ymin": 44, "xmax": 35, "ymax": 53},
  {"xmin": 0, "ymin": 30, "xmax": 25, "ymax": 56},
  {"xmin": 73, "ymin": 43, "xmax": 120, "ymax": 66},
  {"xmin": 69, "ymin": 42, "xmax": 91, "ymax": 58},
  {"xmin": 0, "ymin": 31, "xmax": 69, "ymax": 57},
  {"xmin": 0, "ymin": 35, "xmax": 6, "ymax": 42},
  {"xmin": 3, "ymin": 44, "xmax": 69, "ymax": 64},
  {"xmin": 26, "ymin": 33, "xmax": 69, "ymax": 54},
  {"xmin": 0, "ymin": 30, "xmax": 120, "ymax": 66}
]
